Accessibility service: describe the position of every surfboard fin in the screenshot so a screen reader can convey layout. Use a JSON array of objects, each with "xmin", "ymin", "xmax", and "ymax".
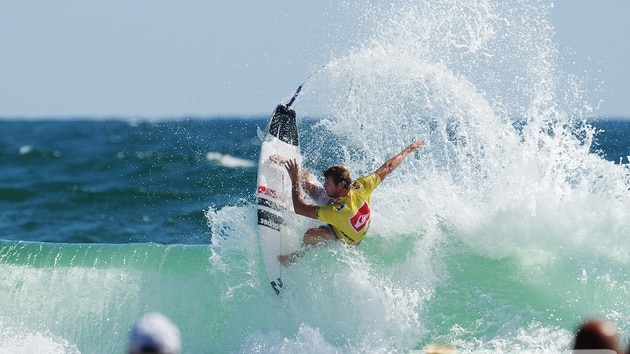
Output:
[
  {"xmin": 267, "ymin": 104, "xmax": 299, "ymax": 147},
  {"xmin": 256, "ymin": 125, "xmax": 265, "ymax": 141},
  {"xmin": 271, "ymin": 278, "xmax": 283, "ymax": 295}
]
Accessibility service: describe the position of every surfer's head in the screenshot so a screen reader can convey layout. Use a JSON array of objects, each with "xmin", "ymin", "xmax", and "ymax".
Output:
[
  {"xmin": 324, "ymin": 165, "xmax": 352, "ymax": 188},
  {"xmin": 573, "ymin": 319, "xmax": 620, "ymax": 352},
  {"xmin": 323, "ymin": 165, "xmax": 352, "ymax": 197},
  {"xmin": 128, "ymin": 312, "xmax": 182, "ymax": 354}
]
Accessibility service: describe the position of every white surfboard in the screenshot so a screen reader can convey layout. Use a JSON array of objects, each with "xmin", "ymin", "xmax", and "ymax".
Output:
[{"xmin": 256, "ymin": 104, "xmax": 302, "ymax": 295}]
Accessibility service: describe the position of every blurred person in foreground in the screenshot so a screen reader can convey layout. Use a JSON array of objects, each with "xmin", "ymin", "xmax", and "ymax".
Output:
[
  {"xmin": 572, "ymin": 318, "xmax": 621, "ymax": 353},
  {"xmin": 128, "ymin": 312, "xmax": 181, "ymax": 354}
]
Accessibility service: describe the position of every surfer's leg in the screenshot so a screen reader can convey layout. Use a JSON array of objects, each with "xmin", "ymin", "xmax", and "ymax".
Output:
[
  {"xmin": 278, "ymin": 226, "xmax": 334, "ymax": 265},
  {"xmin": 303, "ymin": 226, "xmax": 334, "ymax": 245}
]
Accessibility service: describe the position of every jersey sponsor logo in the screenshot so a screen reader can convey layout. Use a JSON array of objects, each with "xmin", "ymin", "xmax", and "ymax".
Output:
[
  {"xmin": 334, "ymin": 203, "xmax": 346, "ymax": 212},
  {"xmin": 349, "ymin": 202, "xmax": 371, "ymax": 232}
]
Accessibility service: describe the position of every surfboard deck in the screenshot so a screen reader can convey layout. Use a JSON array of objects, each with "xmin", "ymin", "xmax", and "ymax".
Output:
[{"xmin": 256, "ymin": 104, "xmax": 302, "ymax": 295}]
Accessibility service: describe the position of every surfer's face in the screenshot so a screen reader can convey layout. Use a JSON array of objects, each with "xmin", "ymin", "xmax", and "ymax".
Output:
[{"xmin": 323, "ymin": 177, "xmax": 347, "ymax": 198}]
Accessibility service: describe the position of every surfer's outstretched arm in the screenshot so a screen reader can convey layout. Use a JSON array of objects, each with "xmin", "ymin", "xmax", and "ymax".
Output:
[
  {"xmin": 299, "ymin": 169, "xmax": 321, "ymax": 196},
  {"xmin": 374, "ymin": 140, "xmax": 425, "ymax": 181}
]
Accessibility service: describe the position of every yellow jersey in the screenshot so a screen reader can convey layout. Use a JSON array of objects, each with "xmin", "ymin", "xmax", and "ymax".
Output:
[{"xmin": 315, "ymin": 173, "xmax": 381, "ymax": 245}]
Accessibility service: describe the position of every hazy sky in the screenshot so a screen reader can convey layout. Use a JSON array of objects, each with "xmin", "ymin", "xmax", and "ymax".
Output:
[
  {"xmin": 552, "ymin": 0, "xmax": 629, "ymax": 118},
  {"xmin": 1, "ymin": 1, "xmax": 628, "ymax": 118}
]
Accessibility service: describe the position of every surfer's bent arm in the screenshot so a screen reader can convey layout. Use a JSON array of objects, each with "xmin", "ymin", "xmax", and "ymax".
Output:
[
  {"xmin": 300, "ymin": 169, "xmax": 320, "ymax": 196},
  {"xmin": 270, "ymin": 154, "xmax": 319, "ymax": 197},
  {"xmin": 285, "ymin": 159, "xmax": 319, "ymax": 219},
  {"xmin": 374, "ymin": 140, "xmax": 425, "ymax": 181}
]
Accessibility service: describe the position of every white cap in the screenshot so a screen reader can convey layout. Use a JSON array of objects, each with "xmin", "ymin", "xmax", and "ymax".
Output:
[{"xmin": 128, "ymin": 312, "xmax": 181, "ymax": 354}]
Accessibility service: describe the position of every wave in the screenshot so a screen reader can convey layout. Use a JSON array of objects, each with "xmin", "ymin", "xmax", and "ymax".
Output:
[
  {"xmin": 206, "ymin": 151, "xmax": 256, "ymax": 168},
  {"xmin": 243, "ymin": 0, "xmax": 630, "ymax": 351},
  {"xmin": 0, "ymin": 240, "xmax": 221, "ymax": 353}
]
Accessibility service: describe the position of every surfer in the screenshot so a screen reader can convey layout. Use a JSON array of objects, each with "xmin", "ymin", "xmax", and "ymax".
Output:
[{"xmin": 278, "ymin": 140, "xmax": 425, "ymax": 265}]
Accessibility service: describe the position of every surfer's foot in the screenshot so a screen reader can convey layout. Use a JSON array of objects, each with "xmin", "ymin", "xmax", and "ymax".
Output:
[{"xmin": 278, "ymin": 253, "xmax": 298, "ymax": 266}]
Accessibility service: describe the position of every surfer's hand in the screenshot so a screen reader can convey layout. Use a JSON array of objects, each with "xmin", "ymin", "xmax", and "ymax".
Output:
[
  {"xmin": 284, "ymin": 158, "xmax": 300, "ymax": 183},
  {"xmin": 407, "ymin": 140, "xmax": 425, "ymax": 151}
]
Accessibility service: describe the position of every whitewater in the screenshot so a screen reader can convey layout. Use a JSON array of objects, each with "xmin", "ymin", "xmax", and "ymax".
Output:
[{"xmin": 2, "ymin": 0, "xmax": 630, "ymax": 353}]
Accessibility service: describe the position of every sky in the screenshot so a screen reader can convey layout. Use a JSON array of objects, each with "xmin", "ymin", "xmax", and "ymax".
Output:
[
  {"xmin": 552, "ymin": 0, "xmax": 630, "ymax": 118},
  {"xmin": 0, "ymin": 1, "xmax": 628, "ymax": 119}
]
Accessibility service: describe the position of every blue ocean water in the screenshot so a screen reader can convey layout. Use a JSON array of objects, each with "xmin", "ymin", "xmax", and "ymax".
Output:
[
  {"xmin": 3, "ymin": 1, "xmax": 630, "ymax": 353},
  {"xmin": 0, "ymin": 119, "xmax": 258, "ymax": 245}
]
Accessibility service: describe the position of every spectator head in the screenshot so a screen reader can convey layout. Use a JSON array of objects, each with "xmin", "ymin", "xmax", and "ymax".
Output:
[
  {"xmin": 128, "ymin": 312, "xmax": 181, "ymax": 354},
  {"xmin": 573, "ymin": 319, "xmax": 619, "ymax": 353}
]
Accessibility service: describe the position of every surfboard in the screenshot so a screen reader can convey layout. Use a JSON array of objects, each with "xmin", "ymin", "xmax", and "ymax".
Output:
[{"xmin": 256, "ymin": 104, "xmax": 302, "ymax": 295}]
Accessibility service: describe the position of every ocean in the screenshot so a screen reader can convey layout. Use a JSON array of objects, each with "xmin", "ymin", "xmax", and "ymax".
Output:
[{"xmin": 3, "ymin": 1, "xmax": 630, "ymax": 353}]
